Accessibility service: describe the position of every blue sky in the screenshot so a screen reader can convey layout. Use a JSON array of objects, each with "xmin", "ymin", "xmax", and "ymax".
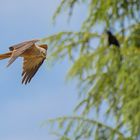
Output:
[{"xmin": 0, "ymin": 0, "xmax": 87, "ymax": 140}]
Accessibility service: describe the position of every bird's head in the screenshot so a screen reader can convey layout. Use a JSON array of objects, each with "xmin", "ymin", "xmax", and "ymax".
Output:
[
  {"xmin": 39, "ymin": 44, "xmax": 48, "ymax": 50},
  {"xmin": 106, "ymin": 30, "xmax": 112, "ymax": 36}
]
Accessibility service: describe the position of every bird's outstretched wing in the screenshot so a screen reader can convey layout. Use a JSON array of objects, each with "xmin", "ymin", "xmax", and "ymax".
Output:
[
  {"xmin": 7, "ymin": 40, "xmax": 39, "ymax": 67},
  {"xmin": 9, "ymin": 40, "xmax": 39, "ymax": 51},
  {"xmin": 22, "ymin": 56, "xmax": 45, "ymax": 84}
]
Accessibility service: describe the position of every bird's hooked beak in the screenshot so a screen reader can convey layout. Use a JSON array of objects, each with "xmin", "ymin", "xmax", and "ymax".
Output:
[{"xmin": 39, "ymin": 44, "xmax": 48, "ymax": 50}]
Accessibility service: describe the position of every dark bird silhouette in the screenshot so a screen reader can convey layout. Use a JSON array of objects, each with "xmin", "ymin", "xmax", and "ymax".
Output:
[
  {"xmin": 0, "ymin": 40, "xmax": 48, "ymax": 84},
  {"xmin": 106, "ymin": 30, "xmax": 120, "ymax": 47},
  {"xmin": 106, "ymin": 30, "xmax": 122, "ymax": 64}
]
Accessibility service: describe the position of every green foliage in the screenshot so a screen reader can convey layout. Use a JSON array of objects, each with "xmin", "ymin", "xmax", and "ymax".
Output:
[
  {"xmin": 42, "ymin": 0, "xmax": 140, "ymax": 139},
  {"xmin": 48, "ymin": 116, "xmax": 128, "ymax": 140},
  {"xmin": 53, "ymin": 0, "xmax": 140, "ymax": 31},
  {"xmin": 129, "ymin": 25, "xmax": 140, "ymax": 47}
]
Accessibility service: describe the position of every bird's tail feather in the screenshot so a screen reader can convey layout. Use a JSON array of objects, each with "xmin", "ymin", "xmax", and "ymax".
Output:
[{"xmin": 0, "ymin": 52, "xmax": 12, "ymax": 60}]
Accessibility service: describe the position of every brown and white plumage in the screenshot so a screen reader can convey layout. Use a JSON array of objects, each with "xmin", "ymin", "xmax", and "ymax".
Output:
[{"xmin": 0, "ymin": 39, "xmax": 48, "ymax": 84}]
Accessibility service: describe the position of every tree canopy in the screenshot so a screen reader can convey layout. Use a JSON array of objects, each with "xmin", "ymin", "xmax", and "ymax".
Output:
[{"xmin": 42, "ymin": 0, "xmax": 140, "ymax": 140}]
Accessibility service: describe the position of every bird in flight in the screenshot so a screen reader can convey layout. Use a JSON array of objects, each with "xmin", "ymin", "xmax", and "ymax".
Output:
[
  {"xmin": 0, "ymin": 39, "xmax": 48, "ymax": 84},
  {"xmin": 106, "ymin": 30, "xmax": 120, "ymax": 47}
]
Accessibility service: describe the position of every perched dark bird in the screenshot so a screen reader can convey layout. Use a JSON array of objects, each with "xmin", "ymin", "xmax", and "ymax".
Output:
[
  {"xmin": 0, "ymin": 39, "xmax": 48, "ymax": 84},
  {"xmin": 106, "ymin": 30, "xmax": 120, "ymax": 47},
  {"xmin": 106, "ymin": 30, "xmax": 122, "ymax": 64}
]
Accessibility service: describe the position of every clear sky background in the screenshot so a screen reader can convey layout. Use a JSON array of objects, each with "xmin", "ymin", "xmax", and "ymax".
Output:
[{"xmin": 0, "ymin": 0, "xmax": 87, "ymax": 140}]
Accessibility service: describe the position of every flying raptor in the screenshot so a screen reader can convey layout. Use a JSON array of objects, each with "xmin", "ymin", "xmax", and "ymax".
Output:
[{"xmin": 0, "ymin": 39, "xmax": 48, "ymax": 84}]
